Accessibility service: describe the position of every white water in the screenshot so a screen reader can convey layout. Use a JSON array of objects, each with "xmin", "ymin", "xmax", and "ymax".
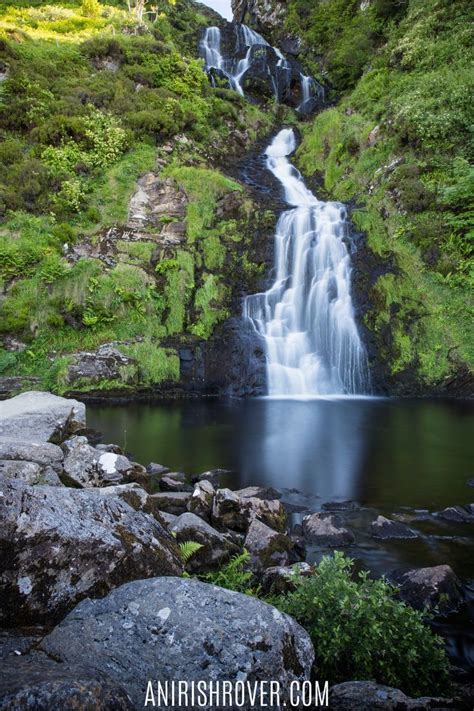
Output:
[
  {"xmin": 200, "ymin": 24, "xmax": 288, "ymax": 98},
  {"xmin": 244, "ymin": 129, "xmax": 370, "ymax": 397}
]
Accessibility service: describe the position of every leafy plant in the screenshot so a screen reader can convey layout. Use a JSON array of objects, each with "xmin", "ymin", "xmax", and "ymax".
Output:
[
  {"xmin": 273, "ymin": 552, "xmax": 450, "ymax": 697},
  {"xmin": 178, "ymin": 540, "xmax": 203, "ymax": 564},
  {"xmin": 202, "ymin": 550, "xmax": 255, "ymax": 595}
]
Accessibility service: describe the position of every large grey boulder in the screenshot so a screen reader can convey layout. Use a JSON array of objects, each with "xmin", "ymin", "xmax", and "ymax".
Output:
[
  {"xmin": 303, "ymin": 512, "xmax": 355, "ymax": 546},
  {"xmin": 0, "ymin": 655, "xmax": 132, "ymax": 710},
  {"xmin": 244, "ymin": 519, "xmax": 293, "ymax": 573},
  {"xmin": 88, "ymin": 483, "xmax": 166, "ymax": 522},
  {"xmin": 0, "ymin": 477, "xmax": 182, "ymax": 625},
  {"xmin": 390, "ymin": 565, "xmax": 464, "ymax": 614},
  {"xmin": 370, "ymin": 515, "xmax": 418, "ymax": 540},
  {"xmin": 170, "ymin": 512, "xmax": 238, "ymax": 572},
  {"xmin": 40, "ymin": 577, "xmax": 314, "ymax": 710},
  {"xmin": 0, "ymin": 391, "xmax": 85, "ymax": 443},
  {"xmin": 330, "ymin": 681, "xmax": 453, "ymax": 710}
]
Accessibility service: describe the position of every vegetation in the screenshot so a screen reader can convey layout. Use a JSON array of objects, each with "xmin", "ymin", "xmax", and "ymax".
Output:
[
  {"xmin": 291, "ymin": 0, "xmax": 473, "ymax": 386},
  {"xmin": 0, "ymin": 0, "xmax": 272, "ymax": 392},
  {"xmin": 201, "ymin": 550, "xmax": 450, "ymax": 698}
]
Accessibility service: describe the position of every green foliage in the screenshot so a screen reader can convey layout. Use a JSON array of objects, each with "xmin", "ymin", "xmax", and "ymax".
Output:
[
  {"xmin": 202, "ymin": 550, "xmax": 255, "ymax": 595},
  {"xmin": 274, "ymin": 552, "xmax": 450, "ymax": 697},
  {"xmin": 120, "ymin": 341, "xmax": 180, "ymax": 384},
  {"xmin": 178, "ymin": 540, "xmax": 204, "ymax": 564},
  {"xmin": 81, "ymin": 0, "xmax": 101, "ymax": 18}
]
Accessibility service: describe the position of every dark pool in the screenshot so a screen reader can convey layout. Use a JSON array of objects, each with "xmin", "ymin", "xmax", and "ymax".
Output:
[{"xmin": 88, "ymin": 396, "xmax": 474, "ymax": 670}]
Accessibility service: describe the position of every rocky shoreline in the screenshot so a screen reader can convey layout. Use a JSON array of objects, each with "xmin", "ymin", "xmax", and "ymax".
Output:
[{"xmin": 1, "ymin": 391, "xmax": 473, "ymax": 709}]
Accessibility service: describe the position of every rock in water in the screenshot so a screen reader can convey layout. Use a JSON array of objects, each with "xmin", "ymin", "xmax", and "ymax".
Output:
[
  {"xmin": 302, "ymin": 513, "xmax": 355, "ymax": 546},
  {"xmin": 39, "ymin": 577, "xmax": 314, "ymax": 709},
  {"xmin": 0, "ymin": 391, "xmax": 85, "ymax": 443},
  {"xmin": 434, "ymin": 506, "xmax": 472, "ymax": 522},
  {"xmin": 390, "ymin": 565, "xmax": 464, "ymax": 614},
  {"xmin": 0, "ymin": 478, "xmax": 183, "ymax": 625},
  {"xmin": 0, "ymin": 656, "xmax": 133, "ymax": 710},
  {"xmin": 370, "ymin": 515, "xmax": 419, "ymax": 540}
]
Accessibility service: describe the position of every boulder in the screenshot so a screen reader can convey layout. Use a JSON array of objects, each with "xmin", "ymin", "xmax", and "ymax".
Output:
[
  {"xmin": 40, "ymin": 577, "xmax": 314, "ymax": 709},
  {"xmin": 466, "ymin": 479, "xmax": 474, "ymax": 488},
  {"xmin": 0, "ymin": 477, "xmax": 182, "ymax": 625},
  {"xmin": 158, "ymin": 511, "xmax": 178, "ymax": 528},
  {"xmin": 0, "ymin": 655, "xmax": 132, "ymax": 710},
  {"xmin": 0, "ymin": 459, "xmax": 62, "ymax": 486},
  {"xmin": 370, "ymin": 515, "xmax": 419, "ymax": 540},
  {"xmin": 88, "ymin": 483, "xmax": 165, "ymax": 522},
  {"xmin": 149, "ymin": 491, "xmax": 192, "ymax": 515},
  {"xmin": 61, "ymin": 436, "xmax": 143, "ymax": 488},
  {"xmin": 212, "ymin": 487, "xmax": 287, "ymax": 532},
  {"xmin": 0, "ymin": 391, "xmax": 85, "ymax": 443},
  {"xmin": 65, "ymin": 345, "xmax": 134, "ymax": 387},
  {"xmin": 303, "ymin": 513, "xmax": 355, "ymax": 546},
  {"xmin": 434, "ymin": 506, "xmax": 472, "ymax": 522},
  {"xmin": 390, "ymin": 565, "xmax": 464, "ymax": 614},
  {"xmin": 187, "ymin": 479, "xmax": 215, "ymax": 520},
  {"xmin": 159, "ymin": 475, "xmax": 193, "ymax": 492},
  {"xmin": 146, "ymin": 462, "xmax": 169, "ymax": 476},
  {"xmin": 330, "ymin": 681, "xmax": 453, "ymax": 710},
  {"xmin": 170, "ymin": 512, "xmax": 239, "ymax": 572},
  {"xmin": 244, "ymin": 519, "xmax": 293, "ymax": 573},
  {"xmin": 261, "ymin": 562, "xmax": 314, "ymax": 595},
  {"xmin": 212, "ymin": 487, "xmax": 249, "ymax": 531},
  {"xmin": 0, "ymin": 438, "xmax": 64, "ymax": 473}
]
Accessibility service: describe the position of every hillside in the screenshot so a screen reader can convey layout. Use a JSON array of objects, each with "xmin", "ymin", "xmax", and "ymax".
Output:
[{"xmin": 0, "ymin": 0, "xmax": 472, "ymax": 397}]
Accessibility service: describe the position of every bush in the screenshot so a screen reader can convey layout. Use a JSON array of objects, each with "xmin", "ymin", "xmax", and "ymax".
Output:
[{"xmin": 274, "ymin": 552, "xmax": 450, "ymax": 697}]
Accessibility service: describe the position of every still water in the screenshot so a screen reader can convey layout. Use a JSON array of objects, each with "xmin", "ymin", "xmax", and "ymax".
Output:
[{"xmin": 89, "ymin": 396, "xmax": 474, "ymax": 669}]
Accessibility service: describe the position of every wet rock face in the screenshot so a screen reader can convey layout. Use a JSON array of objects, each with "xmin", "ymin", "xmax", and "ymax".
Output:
[
  {"xmin": 0, "ymin": 656, "xmax": 133, "ymax": 711},
  {"xmin": 0, "ymin": 477, "xmax": 183, "ymax": 625},
  {"xmin": 39, "ymin": 577, "xmax": 314, "ymax": 710},
  {"xmin": 390, "ymin": 565, "xmax": 464, "ymax": 615},
  {"xmin": 232, "ymin": 0, "xmax": 286, "ymax": 37}
]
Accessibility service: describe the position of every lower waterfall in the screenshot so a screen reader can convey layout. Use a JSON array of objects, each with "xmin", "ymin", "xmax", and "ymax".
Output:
[{"xmin": 244, "ymin": 129, "xmax": 370, "ymax": 397}]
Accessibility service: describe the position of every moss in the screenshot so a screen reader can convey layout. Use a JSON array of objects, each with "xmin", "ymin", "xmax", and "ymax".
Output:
[
  {"xmin": 120, "ymin": 341, "xmax": 180, "ymax": 384},
  {"xmin": 190, "ymin": 273, "xmax": 229, "ymax": 340}
]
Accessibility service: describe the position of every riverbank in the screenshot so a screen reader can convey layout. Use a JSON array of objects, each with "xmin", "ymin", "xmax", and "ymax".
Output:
[{"xmin": 1, "ymin": 391, "xmax": 473, "ymax": 708}]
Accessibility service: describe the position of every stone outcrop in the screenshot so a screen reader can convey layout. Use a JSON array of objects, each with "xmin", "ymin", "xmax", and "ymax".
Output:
[
  {"xmin": 212, "ymin": 487, "xmax": 287, "ymax": 532},
  {"xmin": 187, "ymin": 479, "xmax": 215, "ymax": 520},
  {"xmin": 0, "ymin": 391, "xmax": 85, "ymax": 443},
  {"xmin": 0, "ymin": 477, "xmax": 182, "ymax": 625},
  {"xmin": 244, "ymin": 518, "xmax": 293, "ymax": 573},
  {"xmin": 150, "ymin": 490, "xmax": 193, "ymax": 515},
  {"xmin": 261, "ymin": 562, "xmax": 314, "ymax": 595},
  {"xmin": 39, "ymin": 577, "xmax": 314, "ymax": 710}
]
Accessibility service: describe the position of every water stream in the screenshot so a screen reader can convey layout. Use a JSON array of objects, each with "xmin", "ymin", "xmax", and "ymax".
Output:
[{"xmin": 244, "ymin": 129, "xmax": 370, "ymax": 396}]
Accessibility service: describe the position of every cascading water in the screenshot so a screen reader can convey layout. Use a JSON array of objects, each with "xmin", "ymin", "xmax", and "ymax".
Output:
[
  {"xmin": 200, "ymin": 24, "xmax": 294, "ymax": 99},
  {"xmin": 298, "ymin": 73, "xmax": 325, "ymax": 112},
  {"xmin": 244, "ymin": 129, "xmax": 370, "ymax": 397}
]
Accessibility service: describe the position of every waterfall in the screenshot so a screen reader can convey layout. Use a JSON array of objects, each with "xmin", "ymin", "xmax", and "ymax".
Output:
[
  {"xmin": 244, "ymin": 129, "xmax": 370, "ymax": 397},
  {"xmin": 200, "ymin": 24, "xmax": 293, "ymax": 99},
  {"xmin": 298, "ymin": 73, "xmax": 325, "ymax": 112}
]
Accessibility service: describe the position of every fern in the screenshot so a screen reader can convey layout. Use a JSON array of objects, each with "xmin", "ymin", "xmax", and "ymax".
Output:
[
  {"xmin": 202, "ymin": 550, "xmax": 256, "ymax": 595},
  {"xmin": 178, "ymin": 540, "xmax": 203, "ymax": 564}
]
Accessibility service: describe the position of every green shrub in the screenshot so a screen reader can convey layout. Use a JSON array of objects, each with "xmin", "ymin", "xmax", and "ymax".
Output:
[{"xmin": 274, "ymin": 552, "xmax": 450, "ymax": 697}]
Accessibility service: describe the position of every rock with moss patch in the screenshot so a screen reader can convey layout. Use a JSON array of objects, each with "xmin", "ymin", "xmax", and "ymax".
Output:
[
  {"xmin": 187, "ymin": 479, "xmax": 215, "ymax": 521},
  {"xmin": 170, "ymin": 512, "xmax": 239, "ymax": 572},
  {"xmin": 244, "ymin": 519, "xmax": 294, "ymax": 573},
  {"xmin": 329, "ymin": 681, "xmax": 453, "ymax": 710},
  {"xmin": 0, "ymin": 477, "xmax": 182, "ymax": 625},
  {"xmin": 390, "ymin": 565, "xmax": 464, "ymax": 615},
  {"xmin": 150, "ymin": 491, "xmax": 192, "ymax": 515}
]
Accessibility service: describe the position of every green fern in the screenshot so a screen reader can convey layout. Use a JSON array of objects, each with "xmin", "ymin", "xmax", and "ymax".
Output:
[
  {"xmin": 202, "ymin": 550, "xmax": 256, "ymax": 595},
  {"xmin": 178, "ymin": 540, "xmax": 203, "ymax": 564}
]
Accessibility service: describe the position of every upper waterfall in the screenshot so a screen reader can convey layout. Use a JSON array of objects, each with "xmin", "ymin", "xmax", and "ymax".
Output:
[
  {"xmin": 244, "ymin": 129, "xmax": 370, "ymax": 397},
  {"xmin": 199, "ymin": 24, "xmax": 323, "ymax": 109}
]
